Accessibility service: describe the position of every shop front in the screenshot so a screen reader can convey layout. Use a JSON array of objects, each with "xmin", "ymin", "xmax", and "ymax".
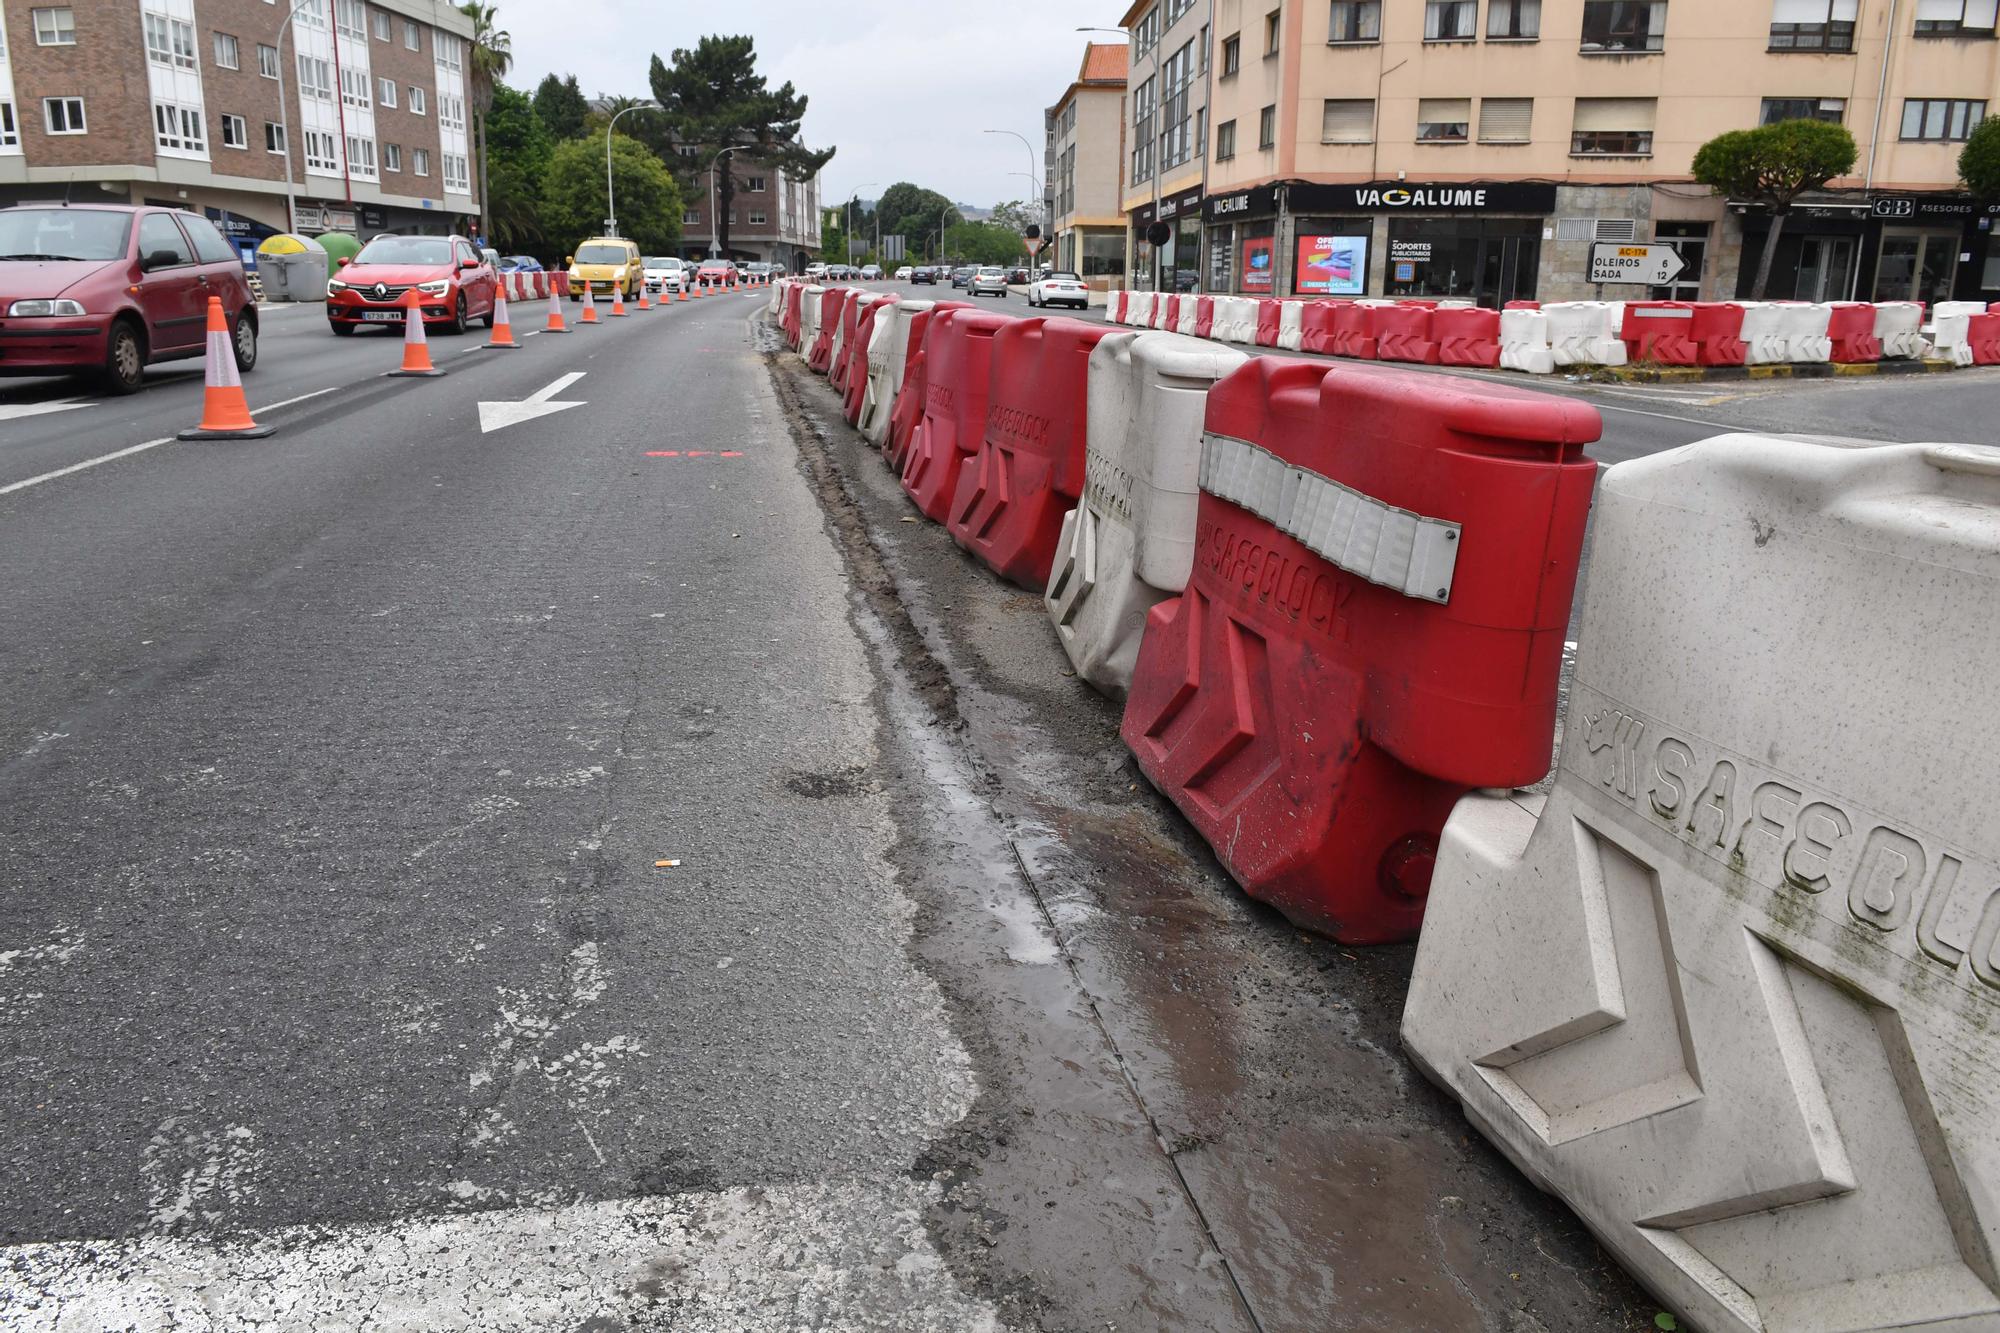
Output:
[
  {"xmin": 1865, "ymin": 194, "xmax": 2000, "ymax": 306},
  {"xmin": 1732, "ymin": 201, "xmax": 1872, "ymax": 302},
  {"xmin": 1203, "ymin": 185, "xmax": 1279, "ymax": 296},
  {"xmin": 1285, "ymin": 182, "xmax": 1557, "ymax": 306},
  {"xmin": 1129, "ymin": 184, "xmax": 1204, "ymax": 293}
]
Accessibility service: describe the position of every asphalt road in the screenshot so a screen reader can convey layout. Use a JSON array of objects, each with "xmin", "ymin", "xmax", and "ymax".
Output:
[{"xmin": 1, "ymin": 283, "xmax": 1992, "ymax": 1331}]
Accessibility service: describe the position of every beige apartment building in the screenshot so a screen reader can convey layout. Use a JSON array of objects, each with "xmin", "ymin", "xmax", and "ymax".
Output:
[
  {"xmin": 1121, "ymin": 0, "xmax": 1215, "ymax": 291},
  {"xmin": 0, "ymin": 0, "xmax": 481, "ymax": 256},
  {"xmin": 1107, "ymin": 0, "xmax": 2000, "ymax": 305},
  {"xmin": 1049, "ymin": 42, "xmax": 1128, "ymax": 281}
]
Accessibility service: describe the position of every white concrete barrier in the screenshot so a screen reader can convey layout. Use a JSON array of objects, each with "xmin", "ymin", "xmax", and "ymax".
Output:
[
  {"xmin": 860, "ymin": 299, "xmax": 930, "ymax": 447},
  {"xmin": 767, "ymin": 276, "xmax": 790, "ymax": 315},
  {"xmin": 1045, "ymin": 332, "xmax": 1249, "ymax": 698},
  {"xmin": 800, "ymin": 285, "xmax": 825, "ymax": 358},
  {"xmin": 1127, "ymin": 290, "xmax": 1156, "ymax": 329},
  {"xmin": 1176, "ymin": 294, "xmax": 1200, "ymax": 338},
  {"xmin": 1499, "ymin": 308, "xmax": 1555, "ymax": 375},
  {"xmin": 1545, "ymin": 301, "xmax": 1627, "ymax": 367},
  {"xmin": 1403, "ymin": 432, "xmax": 2000, "ymax": 1333},
  {"xmin": 1739, "ymin": 302, "xmax": 1789, "ymax": 365},
  {"xmin": 1212, "ymin": 296, "xmax": 1258, "ymax": 345},
  {"xmin": 1874, "ymin": 301, "xmax": 1925, "ymax": 360},
  {"xmin": 1276, "ymin": 300, "xmax": 1306, "ymax": 352},
  {"xmin": 1781, "ymin": 302, "xmax": 1833, "ymax": 363},
  {"xmin": 1930, "ymin": 311, "xmax": 1976, "ymax": 366}
]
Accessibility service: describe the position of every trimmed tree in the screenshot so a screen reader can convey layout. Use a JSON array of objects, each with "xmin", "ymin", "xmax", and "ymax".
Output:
[
  {"xmin": 1960, "ymin": 116, "xmax": 2000, "ymax": 200},
  {"xmin": 1691, "ymin": 119, "xmax": 1857, "ymax": 299},
  {"xmin": 541, "ymin": 133, "xmax": 684, "ymax": 260}
]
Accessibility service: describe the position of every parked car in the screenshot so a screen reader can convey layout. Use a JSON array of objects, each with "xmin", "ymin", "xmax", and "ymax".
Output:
[
  {"xmin": 969, "ymin": 266, "xmax": 1010, "ymax": 298},
  {"xmin": 0, "ymin": 203, "xmax": 259, "ymax": 394},
  {"xmin": 1027, "ymin": 270, "xmax": 1089, "ymax": 310},
  {"xmin": 1005, "ymin": 267, "xmax": 1030, "ymax": 285},
  {"xmin": 495, "ymin": 255, "xmax": 544, "ymax": 273},
  {"xmin": 860, "ymin": 264, "xmax": 884, "ymax": 280},
  {"xmin": 328, "ymin": 232, "xmax": 497, "ymax": 335},
  {"xmin": 694, "ymin": 258, "xmax": 738, "ymax": 287},
  {"xmin": 950, "ymin": 266, "xmax": 977, "ymax": 289},
  {"xmin": 911, "ymin": 266, "xmax": 939, "ymax": 285},
  {"xmin": 805, "ymin": 262, "xmax": 829, "ymax": 279},
  {"xmin": 565, "ymin": 237, "xmax": 642, "ymax": 301},
  {"xmin": 744, "ymin": 262, "xmax": 776, "ymax": 279},
  {"xmin": 643, "ymin": 256, "xmax": 686, "ymax": 294},
  {"xmin": 895, "ymin": 266, "xmax": 914, "ymax": 280}
]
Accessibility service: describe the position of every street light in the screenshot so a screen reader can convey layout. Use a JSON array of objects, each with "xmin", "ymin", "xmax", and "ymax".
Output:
[
  {"xmin": 982, "ymin": 128, "xmax": 1042, "ymax": 220},
  {"xmin": 934, "ymin": 202, "xmax": 961, "ymax": 264},
  {"xmin": 706, "ymin": 145, "xmax": 739, "ymax": 258},
  {"xmin": 605, "ymin": 100, "xmax": 660, "ymax": 239}
]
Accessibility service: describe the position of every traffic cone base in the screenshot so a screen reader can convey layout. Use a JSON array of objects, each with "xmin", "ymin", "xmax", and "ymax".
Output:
[{"xmin": 179, "ymin": 296, "xmax": 274, "ymax": 438}]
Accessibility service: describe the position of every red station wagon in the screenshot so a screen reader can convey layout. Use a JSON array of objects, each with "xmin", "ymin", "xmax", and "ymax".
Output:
[
  {"xmin": 326, "ymin": 233, "xmax": 497, "ymax": 335},
  {"xmin": 0, "ymin": 204, "xmax": 259, "ymax": 394}
]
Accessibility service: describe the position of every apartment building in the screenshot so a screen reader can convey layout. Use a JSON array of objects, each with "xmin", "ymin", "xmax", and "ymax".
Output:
[
  {"xmin": 676, "ymin": 159, "xmax": 822, "ymax": 270},
  {"xmin": 0, "ymin": 0, "xmax": 480, "ymax": 253},
  {"xmin": 1122, "ymin": 0, "xmax": 1215, "ymax": 291},
  {"xmin": 1049, "ymin": 41, "xmax": 1129, "ymax": 282}
]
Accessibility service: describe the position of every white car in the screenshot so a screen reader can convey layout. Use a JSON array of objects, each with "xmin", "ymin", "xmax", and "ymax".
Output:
[
  {"xmin": 968, "ymin": 266, "xmax": 1010, "ymax": 298},
  {"xmin": 894, "ymin": 266, "xmax": 914, "ymax": 280},
  {"xmin": 1028, "ymin": 270, "xmax": 1088, "ymax": 310},
  {"xmin": 643, "ymin": 256, "xmax": 686, "ymax": 295},
  {"xmin": 805, "ymin": 262, "xmax": 829, "ymax": 279}
]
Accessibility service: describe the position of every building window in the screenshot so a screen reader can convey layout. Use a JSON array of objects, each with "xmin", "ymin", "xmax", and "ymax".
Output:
[
  {"xmin": 439, "ymin": 93, "xmax": 464, "ymax": 131},
  {"xmin": 1322, "ymin": 97, "xmax": 1374, "ymax": 142},
  {"xmin": 1417, "ymin": 97, "xmax": 1471, "ymax": 140},
  {"xmin": 1199, "ymin": 22, "xmax": 1210, "ymax": 70},
  {"xmin": 1259, "ymin": 103, "xmax": 1277, "ymax": 147},
  {"xmin": 153, "ymin": 101, "xmax": 205, "ymax": 152},
  {"xmin": 1222, "ymin": 33, "xmax": 1240, "ymax": 72},
  {"xmin": 334, "ymin": 0, "xmax": 364, "ymax": 40},
  {"xmin": 31, "ymin": 8, "xmax": 74, "ymax": 45},
  {"xmin": 412, "ymin": 147, "xmax": 430, "ymax": 175},
  {"xmin": 1478, "ymin": 96, "xmax": 1535, "ymax": 141},
  {"xmin": 1770, "ymin": 0, "xmax": 1858, "ymax": 49},
  {"xmin": 213, "ymin": 32, "xmax": 239, "ymax": 68},
  {"xmin": 684, "ymin": 208, "xmax": 700, "ymax": 226},
  {"xmin": 1761, "ymin": 96, "xmax": 1846, "ymax": 123},
  {"xmin": 372, "ymin": 10, "xmax": 389, "ymax": 39},
  {"xmin": 1168, "ymin": 0, "xmax": 1196, "ymax": 19},
  {"xmin": 1489, "ymin": 0, "xmax": 1541, "ymax": 38},
  {"xmin": 1914, "ymin": 0, "xmax": 1999, "ymax": 34},
  {"xmin": 747, "ymin": 175, "xmax": 767, "ymax": 191},
  {"xmin": 404, "ymin": 20, "xmax": 421, "ymax": 50},
  {"xmin": 1901, "ymin": 97, "xmax": 1987, "ymax": 139},
  {"xmin": 43, "ymin": 97, "xmax": 85, "ymax": 134},
  {"xmin": 304, "ymin": 128, "xmax": 338, "ymax": 171},
  {"xmin": 384, "ymin": 141, "xmax": 401, "ymax": 171},
  {"xmin": 1265, "ymin": 8, "xmax": 1282, "ymax": 53},
  {"xmin": 1131, "ymin": 74, "xmax": 1156, "ymax": 183},
  {"xmin": 1134, "ymin": 6, "xmax": 1161, "ymax": 57},
  {"xmin": 340, "ymin": 67, "xmax": 371, "ymax": 109},
  {"xmin": 144, "ymin": 14, "xmax": 196, "ymax": 69},
  {"xmin": 1581, "ymin": 1, "xmax": 1666, "ymax": 51},
  {"xmin": 265, "ymin": 120, "xmax": 286, "ymax": 153},
  {"xmin": 257, "ymin": 43, "xmax": 279, "ymax": 78},
  {"xmin": 1571, "ymin": 96, "xmax": 1656, "ymax": 153},
  {"xmin": 1160, "ymin": 37, "xmax": 1197, "ymax": 170},
  {"xmin": 435, "ymin": 32, "xmax": 462, "ymax": 72},
  {"xmin": 220, "ymin": 112, "xmax": 247, "ymax": 148},
  {"xmin": 0, "ymin": 102, "xmax": 17, "ymax": 148},
  {"xmin": 1425, "ymin": 0, "xmax": 1477, "ymax": 39},
  {"xmin": 409, "ymin": 87, "xmax": 426, "ymax": 116},
  {"xmin": 748, "ymin": 211, "xmax": 768, "ymax": 225},
  {"xmin": 298, "ymin": 54, "xmax": 332, "ymax": 101},
  {"xmin": 346, "ymin": 134, "xmax": 376, "ymax": 177},
  {"xmin": 1216, "ymin": 118, "xmax": 1237, "ymax": 157},
  {"xmin": 378, "ymin": 78, "xmax": 396, "ymax": 108},
  {"xmin": 1330, "ymin": 0, "xmax": 1381, "ymax": 41},
  {"xmin": 443, "ymin": 152, "xmax": 468, "ymax": 191}
]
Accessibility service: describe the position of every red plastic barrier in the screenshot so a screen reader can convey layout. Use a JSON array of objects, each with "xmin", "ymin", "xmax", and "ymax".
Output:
[
  {"xmin": 886, "ymin": 301, "xmax": 971, "ymax": 472},
  {"xmin": 901, "ymin": 307, "xmax": 1010, "ymax": 522},
  {"xmin": 1396, "ymin": 298, "xmax": 1440, "ymax": 310},
  {"xmin": 1329, "ymin": 302, "xmax": 1381, "ymax": 359},
  {"xmin": 1300, "ymin": 301, "xmax": 1339, "ymax": 356},
  {"xmin": 1111, "ymin": 290, "xmax": 1129, "ymax": 324},
  {"xmin": 1432, "ymin": 306, "xmax": 1501, "ymax": 368},
  {"xmin": 1373, "ymin": 304, "xmax": 1438, "ymax": 364},
  {"xmin": 1194, "ymin": 296, "xmax": 1216, "ymax": 340},
  {"xmin": 784, "ymin": 283, "xmax": 804, "ymax": 348},
  {"xmin": 1121, "ymin": 358, "xmax": 1601, "ymax": 943},
  {"xmin": 1255, "ymin": 299, "xmax": 1282, "ymax": 348},
  {"xmin": 841, "ymin": 296, "xmax": 893, "ymax": 426},
  {"xmin": 809, "ymin": 288, "xmax": 851, "ymax": 375},
  {"xmin": 945, "ymin": 317, "xmax": 1114, "ymax": 590},
  {"xmin": 1503, "ymin": 300, "xmax": 1541, "ymax": 311},
  {"xmin": 830, "ymin": 292, "xmax": 869, "ymax": 393},
  {"xmin": 1969, "ymin": 311, "xmax": 2000, "ymax": 365},
  {"xmin": 1620, "ymin": 301, "xmax": 1698, "ymax": 365},
  {"xmin": 1689, "ymin": 302, "xmax": 1748, "ymax": 366},
  {"xmin": 1161, "ymin": 294, "xmax": 1181, "ymax": 332},
  {"xmin": 1826, "ymin": 303, "xmax": 1881, "ymax": 363}
]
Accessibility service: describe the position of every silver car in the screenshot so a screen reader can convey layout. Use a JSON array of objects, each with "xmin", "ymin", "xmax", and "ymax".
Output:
[{"xmin": 968, "ymin": 265, "xmax": 1010, "ymax": 298}]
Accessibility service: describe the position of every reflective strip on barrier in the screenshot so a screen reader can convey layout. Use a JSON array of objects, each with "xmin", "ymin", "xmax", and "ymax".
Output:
[{"xmin": 1199, "ymin": 432, "xmax": 1462, "ymax": 604}]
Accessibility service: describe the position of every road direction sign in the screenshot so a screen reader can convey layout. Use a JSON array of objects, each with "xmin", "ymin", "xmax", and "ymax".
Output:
[
  {"xmin": 1589, "ymin": 242, "xmax": 1686, "ymax": 286},
  {"xmin": 478, "ymin": 371, "xmax": 587, "ymax": 433}
]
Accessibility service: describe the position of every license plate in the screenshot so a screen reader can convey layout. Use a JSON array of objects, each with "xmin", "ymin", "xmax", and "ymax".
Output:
[{"xmin": 361, "ymin": 310, "xmax": 403, "ymax": 322}]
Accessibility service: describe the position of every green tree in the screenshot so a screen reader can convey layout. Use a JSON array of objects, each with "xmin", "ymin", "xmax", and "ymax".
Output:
[
  {"xmin": 459, "ymin": 3, "xmax": 511, "ymax": 235},
  {"xmin": 482, "ymin": 83, "xmax": 551, "ymax": 251},
  {"xmin": 1691, "ymin": 119, "xmax": 1857, "ymax": 299},
  {"xmin": 532, "ymin": 73, "xmax": 590, "ymax": 141},
  {"xmin": 585, "ymin": 94, "xmax": 653, "ymax": 137},
  {"xmin": 647, "ymin": 35, "xmax": 836, "ymax": 258},
  {"xmin": 875, "ymin": 182, "xmax": 954, "ymax": 251},
  {"xmin": 989, "ymin": 199, "xmax": 1038, "ymax": 233},
  {"xmin": 944, "ymin": 221, "xmax": 1025, "ymax": 267},
  {"xmin": 1960, "ymin": 116, "xmax": 2000, "ymax": 199},
  {"xmin": 541, "ymin": 133, "xmax": 684, "ymax": 260}
]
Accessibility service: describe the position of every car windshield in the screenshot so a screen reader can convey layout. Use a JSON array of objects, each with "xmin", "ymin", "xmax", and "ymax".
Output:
[
  {"xmin": 0, "ymin": 208, "xmax": 134, "ymax": 262},
  {"xmin": 575, "ymin": 244, "xmax": 630, "ymax": 265},
  {"xmin": 355, "ymin": 236, "xmax": 453, "ymax": 265},
  {"xmin": 979, "ymin": 268, "xmax": 1004, "ymax": 276},
  {"xmin": 645, "ymin": 257, "xmax": 677, "ymax": 269}
]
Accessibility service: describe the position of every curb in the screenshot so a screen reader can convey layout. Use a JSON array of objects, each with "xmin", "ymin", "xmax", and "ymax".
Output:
[{"xmin": 1601, "ymin": 358, "xmax": 1968, "ymax": 384}]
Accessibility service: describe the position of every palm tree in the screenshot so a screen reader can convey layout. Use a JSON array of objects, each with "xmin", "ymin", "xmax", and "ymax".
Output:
[{"xmin": 459, "ymin": 3, "xmax": 512, "ymax": 235}]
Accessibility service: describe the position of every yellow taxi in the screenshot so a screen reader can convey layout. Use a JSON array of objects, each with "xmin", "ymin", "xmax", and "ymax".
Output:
[{"xmin": 565, "ymin": 237, "xmax": 642, "ymax": 302}]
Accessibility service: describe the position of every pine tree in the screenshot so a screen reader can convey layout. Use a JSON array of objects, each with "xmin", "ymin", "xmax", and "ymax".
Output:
[{"xmin": 532, "ymin": 73, "xmax": 589, "ymax": 142}]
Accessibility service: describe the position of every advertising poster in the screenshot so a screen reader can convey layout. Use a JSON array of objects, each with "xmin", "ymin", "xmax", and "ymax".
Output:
[
  {"xmin": 1241, "ymin": 235, "xmax": 1274, "ymax": 292},
  {"xmin": 1293, "ymin": 234, "xmax": 1367, "ymax": 296}
]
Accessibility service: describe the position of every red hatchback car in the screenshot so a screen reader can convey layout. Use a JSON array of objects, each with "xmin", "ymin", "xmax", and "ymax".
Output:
[
  {"xmin": 0, "ymin": 203, "xmax": 258, "ymax": 394},
  {"xmin": 326, "ymin": 233, "xmax": 496, "ymax": 336}
]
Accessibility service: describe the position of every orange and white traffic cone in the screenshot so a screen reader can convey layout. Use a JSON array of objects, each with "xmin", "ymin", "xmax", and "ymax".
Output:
[
  {"xmin": 545, "ymin": 280, "xmax": 569, "ymax": 333},
  {"xmin": 580, "ymin": 286, "xmax": 600, "ymax": 324},
  {"xmin": 485, "ymin": 287, "xmax": 519, "ymax": 349},
  {"xmin": 610, "ymin": 284, "xmax": 628, "ymax": 317},
  {"xmin": 677, "ymin": 282, "xmax": 688, "ymax": 303},
  {"xmin": 177, "ymin": 296, "xmax": 273, "ymax": 439},
  {"xmin": 387, "ymin": 288, "xmax": 445, "ymax": 376},
  {"xmin": 636, "ymin": 285, "xmax": 651, "ymax": 311}
]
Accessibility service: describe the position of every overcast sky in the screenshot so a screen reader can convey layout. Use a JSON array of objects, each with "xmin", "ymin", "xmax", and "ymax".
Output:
[{"xmin": 502, "ymin": 0, "xmax": 1128, "ymax": 208}]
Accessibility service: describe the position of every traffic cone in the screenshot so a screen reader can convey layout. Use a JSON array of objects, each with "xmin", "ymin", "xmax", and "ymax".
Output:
[
  {"xmin": 545, "ymin": 281, "xmax": 568, "ymax": 333},
  {"xmin": 610, "ymin": 284, "xmax": 628, "ymax": 317},
  {"xmin": 177, "ymin": 296, "xmax": 273, "ymax": 439},
  {"xmin": 485, "ymin": 288, "xmax": 519, "ymax": 349},
  {"xmin": 690, "ymin": 280, "xmax": 703, "ymax": 300},
  {"xmin": 386, "ymin": 288, "xmax": 445, "ymax": 376},
  {"xmin": 677, "ymin": 282, "xmax": 688, "ymax": 303},
  {"xmin": 636, "ymin": 285, "xmax": 651, "ymax": 311},
  {"xmin": 581, "ymin": 285, "xmax": 599, "ymax": 324}
]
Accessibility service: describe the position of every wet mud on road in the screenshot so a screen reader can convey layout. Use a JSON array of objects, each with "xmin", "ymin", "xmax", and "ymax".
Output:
[{"xmin": 759, "ymin": 318, "xmax": 1656, "ymax": 1333}]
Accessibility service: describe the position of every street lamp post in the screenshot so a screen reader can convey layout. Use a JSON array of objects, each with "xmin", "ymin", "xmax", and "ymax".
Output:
[
  {"xmin": 604, "ymin": 100, "xmax": 660, "ymax": 238},
  {"xmin": 934, "ymin": 203, "xmax": 961, "ymax": 264},
  {"xmin": 707, "ymin": 145, "xmax": 739, "ymax": 258}
]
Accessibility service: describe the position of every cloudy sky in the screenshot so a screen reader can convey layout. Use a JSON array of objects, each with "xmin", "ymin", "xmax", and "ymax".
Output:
[{"xmin": 502, "ymin": 0, "xmax": 1128, "ymax": 209}]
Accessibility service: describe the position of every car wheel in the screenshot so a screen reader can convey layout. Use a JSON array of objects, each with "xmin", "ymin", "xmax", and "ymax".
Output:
[
  {"xmin": 447, "ymin": 293, "xmax": 468, "ymax": 336},
  {"xmin": 231, "ymin": 309, "xmax": 259, "ymax": 372},
  {"xmin": 98, "ymin": 319, "xmax": 146, "ymax": 395},
  {"xmin": 330, "ymin": 321, "xmax": 356, "ymax": 337}
]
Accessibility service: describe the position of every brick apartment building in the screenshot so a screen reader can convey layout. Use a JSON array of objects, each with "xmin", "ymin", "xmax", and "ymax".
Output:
[
  {"xmin": 675, "ymin": 158, "xmax": 822, "ymax": 270},
  {"xmin": 0, "ymin": 0, "xmax": 481, "ymax": 257}
]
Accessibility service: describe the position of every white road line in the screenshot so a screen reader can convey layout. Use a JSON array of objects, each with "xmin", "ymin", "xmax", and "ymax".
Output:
[
  {"xmin": 1592, "ymin": 402, "xmax": 1742, "ymax": 429},
  {"xmin": 254, "ymin": 386, "xmax": 340, "ymax": 414},
  {"xmin": 0, "ymin": 437, "xmax": 175, "ymax": 497}
]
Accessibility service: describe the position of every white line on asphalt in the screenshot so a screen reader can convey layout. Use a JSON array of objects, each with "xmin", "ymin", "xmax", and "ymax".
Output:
[
  {"xmin": 1591, "ymin": 402, "xmax": 1741, "ymax": 429},
  {"xmin": 0, "ymin": 437, "xmax": 175, "ymax": 497},
  {"xmin": 255, "ymin": 386, "xmax": 340, "ymax": 414},
  {"xmin": 0, "ymin": 397, "xmax": 93, "ymax": 423}
]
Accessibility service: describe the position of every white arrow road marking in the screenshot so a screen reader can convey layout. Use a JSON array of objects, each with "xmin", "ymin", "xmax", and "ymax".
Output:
[
  {"xmin": 0, "ymin": 396, "xmax": 93, "ymax": 423},
  {"xmin": 478, "ymin": 371, "xmax": 587, "ymax": 434}
]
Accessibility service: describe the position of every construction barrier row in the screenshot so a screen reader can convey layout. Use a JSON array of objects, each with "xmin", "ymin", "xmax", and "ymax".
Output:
[{"xmin": 766, "ymin": 270, "xmax": 2000, "ymax": 1333}]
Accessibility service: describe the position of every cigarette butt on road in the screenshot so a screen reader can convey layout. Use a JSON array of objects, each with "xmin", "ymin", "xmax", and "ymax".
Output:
[{"xmin": 654, "ymin": 859, "xmax": 681, "ymax": 868}]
